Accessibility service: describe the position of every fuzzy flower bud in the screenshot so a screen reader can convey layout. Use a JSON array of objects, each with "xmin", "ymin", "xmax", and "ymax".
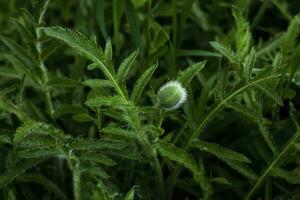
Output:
[{"xmin": 157, "ymin": 81, "xmax": 187, "ymax": 110}]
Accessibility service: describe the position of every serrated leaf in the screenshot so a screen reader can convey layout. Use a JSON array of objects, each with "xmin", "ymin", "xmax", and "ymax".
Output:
[
  {"xmin": 104, "ymin": 38, "xmax": 113, "ymax": 68},
  {"xmin": 52, "ymin": 105, "xmax": 87, "ymax": 118},
  {"xmin": 85, "ymin": 95, "xmax": 132, "ymax": 108},
  {"xmin": 2, "ymin": 54, "xmax": 41, "ymax": 87},
  {"xmin": 47, "ymin": 76, "xmax": 81, "ymax": 88},
  {"xmin": 0, "ymin": 159, "xmax": 45, "ymax": 188},
  {"xmin": 18, "ymin": 173, "xmax": 67, "ymax": 200},
  {"xmin": 255, "ymin": 84, "xmax": 282, "ymax": 105},
  {"xmin": 177, "ymin": 61, "xmax": 206, "ymax": 85},
  {"xmin": 105, "ymin": 146, "xmax": 143, "ymax": 160},
  {"xmin": 101, "ymin": 126, "xmax": 143, "ymax": 142},
  {"xmin": 157, "ymin": 141, "xmax": 202, "ymax": 182},
  {"xmin": 42, "ymin": 27, "xmax": 104, "ymax": 64},
  {"xmin": 0, "ymin": 134, "xmax": 12, "ymax": 144},
  {"xmin": 80, "ymin": 153, "xmax": 117, "ymax": 166},
  {"xmin": 257, "ymin": 119, "xmax": 279, "ymax": 155},
  {"xmin": 224, "ymin": 160, "xmax": 258, "ymax": 180},
  {"xmin": 131, "ymin": 63, "xmax": 158, "ymax": 102},
  {"xmin": 87, "ymin": 167, "xmax": 110, "ymax": 180},
  {"xmin": 210, "ymin": 41, "xmax": 237, "ymax": 63},
  {"xmin": 1, "ymin": 36, "xmax": 38, "ymax": 67},
  {"xmin": 14, "ymin": 120, "xmax": 64, "ymax": 143},
  {"xmin": 198, "ymin": 75, "xmax": 217, "ymax": 121},
  {"xmin": 191, "ymin": 140, "xmax": 251, "ymax": 163},
  {"xmin": 7, "ymin": 190, "xmax": 16, "ymax": 200},
  {"xmin": 42, "ymin": 27, "xmax": 126, "ymax": 97},
  {"xmin": 243, "ymin": 48, "xmax": 256, "ymax": 81},
  {"xmin": 282, "ymin": 14, "xmax": 300, "ymax": 55},
  {"xmin": 117, "ymin": 50, "xmax": 139, "ymax": 82},
  {"xmin": 69, "ymin": 138, "xmax": 127, "ymax": 151},
  {"xmin": 270, "ymin": 168, "xmax": 300, "ymax": 184},
  {"xmin": 82, "ymin": 79, "xmax": 114, "ymax": 88},
  {"xmin": 232, "ymin": 7, "xmax": 251, "ymax": 59},
  {"xmin": 124, "ymin": 186, "xmax": 138, "ymax": 200},
  {"xmin": 225, "ymin": 102, "xmax": 260, "ymax": 119},
  {"xmin": 87, "ymin": 63, "xmax": 99, "ymax": 70},
  {"xmin": 17, "ymin": 148, "xmax": 61, "ymax": 159},
  {"xmin": 72, "ymin": 113, "xmax": 95, "ymax": 122},
  {"xmin": 31, "ymin": 0, "xmax": 50, "ymax": 22},
  {"xmin": 210, "ymin": 177, "xmax": 232, "ymax": 186}
]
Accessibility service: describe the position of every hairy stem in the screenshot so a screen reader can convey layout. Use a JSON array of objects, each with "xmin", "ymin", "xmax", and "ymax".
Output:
[
  {"xmin": 244, "ymin": 130, "xmax": 300, "ymax": 200},
  {"xmin": 35, "ymin": 0, "xmax": 54, "ymax": 116},
  {"xmin": 167, "ymin": 74, "xmax": 281, "ymax": 199}
]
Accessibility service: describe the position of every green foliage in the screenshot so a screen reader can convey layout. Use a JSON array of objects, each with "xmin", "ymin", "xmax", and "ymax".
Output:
[{"xmin": 0, "ymin": 0, "xmax": 300, "ymax": 200}]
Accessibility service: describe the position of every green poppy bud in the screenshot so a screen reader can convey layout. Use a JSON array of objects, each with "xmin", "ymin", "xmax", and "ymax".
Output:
[{"xmin": 157, "ymin": 81, "xmax": 187, "ymax": 110}]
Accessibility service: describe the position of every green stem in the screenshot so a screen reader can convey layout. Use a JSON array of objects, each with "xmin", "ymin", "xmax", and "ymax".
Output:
[
  {"xmin": 36, "ymin": 0, "xmax": 54, "ymax": 116},
  {"xmin": 153, "ymin": 151, "xmax": 165, "ymax": 200},
  {"xmin": 72, "ymin": 167, "xmax": 81, "ymax": 200},
  {"xmin": 244, "ymin": 130, "xmax": 300, "ymax": 200},
  {"xmin": 167, "ymin": 74, "xmax": 281, "ymax": 199}
]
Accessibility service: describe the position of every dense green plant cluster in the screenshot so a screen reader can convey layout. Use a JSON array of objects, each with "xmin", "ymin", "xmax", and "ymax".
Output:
[{"xmin": 0, "ymin": 0, "xmax": 300, "ymax": 199}]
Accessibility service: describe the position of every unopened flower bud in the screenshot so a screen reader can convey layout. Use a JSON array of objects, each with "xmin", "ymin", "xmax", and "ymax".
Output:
[{"xmin": 157, "ymin": 81, "xmax": 187, "ymax": 110}]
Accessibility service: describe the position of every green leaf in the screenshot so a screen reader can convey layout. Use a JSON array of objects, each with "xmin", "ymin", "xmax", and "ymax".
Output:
[
  {"xmin": 105, "ymin": 146, "xmax": 143, "ymax": 160},
  {"xmin": 31, "ymin": 0, "xmax": 50, "ymax": 22},
  {"xmin": 80, "ymin": 153, "xmax": 117, "ymax": 166},
  {"xmin": 210, "ymin": 177, "xmax": 232, "ymax": 186},
  {"xmin": 18, "ymin": 173, "xmax": 67, "ymax": 200},
  {"xmin": 42, "ymin": 27, "xmax": 126, "ymax": 98},
  {"xmin": 0, "ymin": 134, "xmax": 12, "ymax": 144},
  {"xmin": 42, "ymin": 27, "xmax": 104, "ymax": 65},
  {"xmin": 131, "ymin": 63, "xmax": 158, "ymax": 103},
  {"xmin": 117, "ymin": 50, "xmax": 139, "ymax": 82},
  {"xmin": 282, "ymin": 14, "xmax": 300, "ymax": 55},
  {"xmin": 7, "ymin": 190, "xmax": 16, "ymax": 200},
  {"xmin": 47, "ymin": 76, "xmax": 81, "ymax": 88},
  {"xmin": 82, "ymin": 79, "xmax": 114, "ymax": 88},
  {"xmin": 2, "ymin": 54, "xmax": 41, "ymax": 87},
  {"xmin": 288, "ymin": 44, "xmax": 300, "ymax": 82},
  {"xmin": 191, "ymin": 140, "xmax": 251, "ymax": 163},
  {"xmin": 225, "ymin": 102, "xmax": 260, "ymax": 119},
  {"xmin": 0, "ymin": 159, "xmax": 45, "ymax": 188},
  {"xmin": 243, "ymin": 48, "xmax": 256, "ymax": 81},
  {"xmin": 17, "ymin": 148, "xmax": 61, "ymax": 159},
  {"xmin": 210, "ymin": 41, "xmax": 237, "ymax": 63},
  {"xmin": 72, "ymin": 113, "xmax": 95, "ymax": 122},
  {"xmin": 197, "ymin": 74, "xmax": 217, "ymax": 121},
  {"xmin": 104, "ymin": 38, "xmax": 113, "ymax": 68},
  {"xmin": 87, "ymin": 166, "xmax": 110, "ymax": 180},
  {"xmin": 157, "ymin": 141, "xmax": 198, "ymax": 171},
  {"xmin": 257, "ymin": 119, "xmax": 279, "ymax": 155},
  {"xmin": 224, "ymin": 160, "xmax": 258, "ymax": 180},
  {"xmin": 96, "ymin": 0, "xmax": 108, "ymax": 40},
  {"xmin": 14, "ymin": 120, "xmax": 64, "ymax": 143},
  {"xmin": 101, "ymin": 126, "xmax": 143, "ymax": 142},
  {"xmin": 69, "ymin": 138, "xmax": 127, "ymax": 151},
  {"xmin": 255, "ymin": 84, "xmax": 282, "ymax": 105},
  {"xmin": 244, "ymin": 129, "xmax": 300, "ymax": 200},
  {"xmin": 270, "ymin": 168, "xmax": 300, "ymax": 184},
  {"xmin": 157, "ymin": 141, "xmax": 206, "ymax": 185},
  {"xmin": 175, "ymin": 49, "xmax": 222, "ymax": 58},
  {"xmin": 125, "ymin": 1, "xmax": 142, "ymax": 50},
  {"xmin": 0, "ymin": 35, "xmax": 38, "ymax": 67},
  {"xmin": 52, "ymin": 105, "xmax": 87, "ymax": 118},
  {"xmin": 232, "ymin": 7, "xmax": 251, "ymax": 59},
  {"xmin": 85, "ymin": 95, "xmax": 132, "ymax": 108},
  {"xmin": 0, "ymin": 94, "xmax": 21, "ymax": 118},
  {"xmin": 177, "ymin": 61, "xmax": 206, "ymax": 85},
  {"xmin": 124, "ymin": 186, "xmax": 138, "ymax": 200}
]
